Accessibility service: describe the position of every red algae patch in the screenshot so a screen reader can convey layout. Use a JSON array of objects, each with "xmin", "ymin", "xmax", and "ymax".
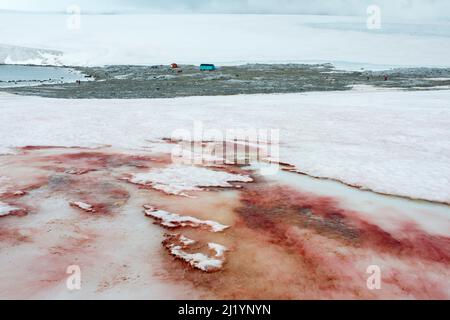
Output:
[
  {"xmin": 0, "ymin": 178, "xmax": 48, "ymax": 202},
  {"xmin": 230, "ymin": 184, "xmax": 450, "ymax": 297},
  {"xmin": 159, "ymin": 180, "xmax": 449, "ymax": 299},
  {"xmin": 28, "ymin": 148, "xmax": 162, "ymax": 176},
  {"xmin": 19, "ymin": 146, "xmax": 72, "ymax": 151},
  {"xmin": 1, "ymin": 144, "xmax": 449, "ymax": 299},
  {"xmin": 0, "ymin": 227, "xmax": 33, "ymax": 245},
  {"xmin": 237, "ymin": 184, "xmax": 450, "ymax": 264}
]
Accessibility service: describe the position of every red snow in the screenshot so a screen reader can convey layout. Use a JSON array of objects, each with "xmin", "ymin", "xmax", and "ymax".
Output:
[
  {"xmin": 19, "ymin": 146, "xmax": 72, "ymax": 151},
  {"xmin": 0, "ymin": 207, "xmax": 28, "ymax": 218},
  {"xmin": 238, "ymin": 185, "xmax": 450, "ymax": 264},
  {"xmin": 1, "ymin": 145, "xmax": 449, "ymax": 299},
  {"xmin": 0, "ymin": 178, "xmax": 48, "ymax": 201},
  {"xmin": 0, "ymin": 227, "xmax": 33, "ymax": 245}
]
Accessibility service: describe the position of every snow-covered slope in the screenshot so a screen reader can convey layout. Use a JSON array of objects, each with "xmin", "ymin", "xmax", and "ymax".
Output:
[
  {"xmin": 0, "ymin": 13, "xmax": 449, "ymax": 68},
  {"xmin": 0, "ymin": 44, "xmax": 62, "ymax": 66},
  {"xmin": 1, "ymin": 90, "xmax": 449, "ymax": 204}
]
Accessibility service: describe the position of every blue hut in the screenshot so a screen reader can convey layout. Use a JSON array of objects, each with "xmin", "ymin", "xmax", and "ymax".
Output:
[{"xmin": 200, "ymin": 64, "xmax": 216, "ymax": 71}]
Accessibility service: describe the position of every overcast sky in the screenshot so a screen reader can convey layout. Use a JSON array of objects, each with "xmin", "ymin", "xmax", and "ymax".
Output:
[{"xmin": 0, "ymin": 0, "xmax": 449, "ymax": 19}]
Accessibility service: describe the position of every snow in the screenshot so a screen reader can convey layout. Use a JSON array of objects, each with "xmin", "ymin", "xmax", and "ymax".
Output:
[
  {"xmin": 350, "ymin": 85, "xmax": 401, "ymax": 92},
  {"xmin": 0, "ymin": 14, "xmax": 449, "ymax": 69},
  {"xmin": 144, "ymin": 205, "xmax": 229, "ymax": 232},
  {"xmin": 65, "ymin": 169, "xmax": 91, "ymax": 175},
  {"xmin": 69, "ymin": 201, "xmax": 95, "ymax": 213},
  {"xmin": 0, "ymin": 176, "xmax": 11, "ymax": 195},
  {"xmin": 0, "ymin": 202, "xmax": 20, "ymax": 216},
  {"xmin": 129, "ymin": 165, "xmax": 253, "ymax": 197},
  {"xmin": 208, "ymin": 243, "xmax": 228, "ymax": 258},
  {"xmin": 0, "ymin": 90, "xmax": 449, "ymax": 203},
  {"xmin": 0, "ymin": 192, "xmax": 197, "ymax": 299},
  {"xmin": 164, "ymin": 234, "xmax": 228, "ymax": 272},
  {"xmin": 178, "ymin": 235, "xmax": 196, "ymax": 246},
  {"xmin": 167, "ymin": 245, "xmax": 225, "ymax": 272},
  {"xmin": 0, "ymin": 44, "xmax": 63, "ymax": 66}
]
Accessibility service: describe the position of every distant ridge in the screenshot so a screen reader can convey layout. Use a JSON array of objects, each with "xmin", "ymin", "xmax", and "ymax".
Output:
[{"xmin": 0, "ymin": 44, "xmax": 63, "ymax": 66}]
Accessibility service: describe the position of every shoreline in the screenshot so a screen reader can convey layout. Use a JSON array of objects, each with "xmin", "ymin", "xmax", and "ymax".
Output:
[{"xmin": 1, "ymin": 63, "xmax": 450, "ymax": 99}]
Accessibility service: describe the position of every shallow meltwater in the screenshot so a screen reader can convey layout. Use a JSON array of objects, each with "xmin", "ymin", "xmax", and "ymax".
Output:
[{"xmin": 0, "ymin": 145, "xmax": 449, "ymax": 299}]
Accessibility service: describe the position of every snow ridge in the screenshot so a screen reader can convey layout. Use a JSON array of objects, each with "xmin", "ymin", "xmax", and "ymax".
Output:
[
  {"xmin": 129, "ymin": 165, "xmax": 253, "ymax": 197},
  {"xmin": 144, "ymin": 205, "xmax": 229, "ymax": 232}
]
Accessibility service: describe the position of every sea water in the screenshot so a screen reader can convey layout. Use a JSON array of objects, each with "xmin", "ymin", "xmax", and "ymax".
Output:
[{"xmin": 0, "ymin": 65, "xmax": 87, "ymax": 88}]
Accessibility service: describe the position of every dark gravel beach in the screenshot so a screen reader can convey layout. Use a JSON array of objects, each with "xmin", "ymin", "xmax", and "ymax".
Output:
[{"xmin": 1, "ymin": 63, "xmax": 450, "ymax": 99}]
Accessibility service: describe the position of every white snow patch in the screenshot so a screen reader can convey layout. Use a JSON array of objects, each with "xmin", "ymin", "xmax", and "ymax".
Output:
[
  {"xmin": 208, "ymin": 243, "xmax": 228, "ymax": 258},
  {"xmin": 0, "ymin": 44, "xmax": 62, "ymax": 66},
  {"xmin": 413, "ymin": 85, "xmax": 450, "ymax": 90},
  {"xmin": 130, "ymin": 165, "xmax": 252, "ymax": 197},
  {"xmin": 69, "ymin": 201, "xmax": 95, "ymax": 213},
  {"xmin": 0, "ymin": 202, "xmax": 20, "ymax": 217},
  {"xmin": 167, "ymin": 245, "xmax": 225, "ymax": 272},
  {"xmin": 164, "ymin": 234, "xmax": 228, "ymax": 272},
  {"xmin": 65, "ymin": 169, "xmax": 91, "ymax": 175},
  {"xmin": 351, "ymin": 84, "xmax": 401, "ymax": 92},
  {"xmin": 144, "ymin": 205, "xmax": 229, "ymax": 232},
  {"xmin": 178, "ymin": 235, "xmax": 197, "ymax": 246}
]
